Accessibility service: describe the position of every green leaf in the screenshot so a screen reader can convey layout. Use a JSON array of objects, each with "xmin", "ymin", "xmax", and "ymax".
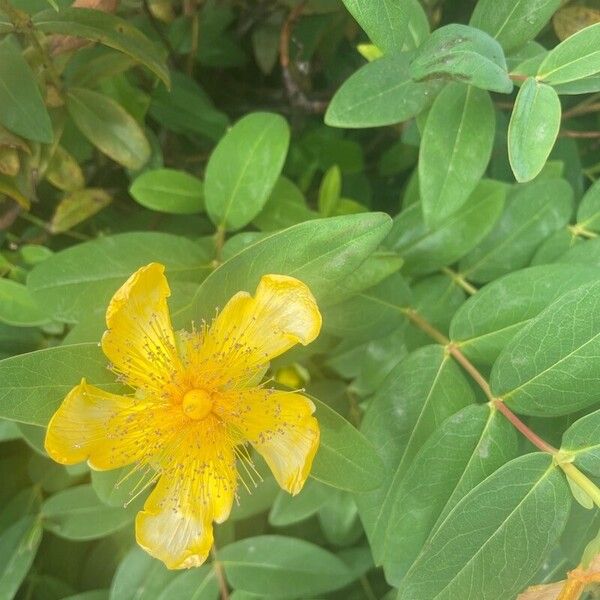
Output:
[
  {"xmin": 387, "ymin": 179, "xmax": 506, "ymax": 276},
  {"xmin": 204, "ymin": 112, "xmax": 290, "ymax": 231},
  {"xmin": 0, "ymin": 342, "xmax": 119, "ymax": 426},
  {"xmin": 269, "ymin": 479, "xmax": 329, "ymax": 527},
  {"xmin": 28, "ymin": 232, "xmax": 212, "ymax": 324},
  {"xmin": 379, "ymin": 404, "xmax": 517, "ymax": 585},
  {"xmin": 322, "ymin": 273, "xmax": 410, "ymax": 343},
  {"xmin": 324, "ymin": 52, "xmax": 441, "ymax": 128},
  {"xmin": 318, "ymin": 165, "xmax": 342, "ymax": 217},
  {"xmin": 42, "ymin": 484, "xmax": 140, "ymax": 540},
  {"xmin": 459, "ymin": 178, "xmax": 573, "ymax": 283},
  {"xmin": 50, "ymin": 188, "xmax": 112, "ymax": 234},
  {"xmin": 177, "ymin": 213, "xmax": 392, "ymax": 325},
  {"xmin": 252, "ymin": 177, "xmax": 318, "ymax": 232},
  {"xmin": 318, "ymin": 491, "xmax": 361, "ymax": 546},
  {"xmin": 32, "ymin": 8, "xmax": 169, "ymax": 86},
  {"xmin": 149, "ymin": 72, "xmax": 228, "ymax": 142},
  {"xmin": 0, "ymin": 278, "xmax": 50, "ymax": 327},
  {"xmin": 156, "ymin": 566, "xmax": 218, "ymax": 600},
  {"xmin": 0, "ymin": 517, "xmax": 42, "ymax": 600},
  {"xmin": 450, "ymin": 264, "xmax": 599, "ymax": 366},
  {"xmin": 409, "ymin": 24, "xmax": 513, "ymax": 93},
  {"xmin": 470, "ymin": 0, "xmax": 561, "ymax": 52},
  {"xmin": 129, "ymin": 168, "xmax": 204, "ymax": 214},
  {"xmin": 357, "ymin": 345, "xmax": 475, "ymax": 567},
  {"xmin": 508, "ymin": 78, "xmax": 562, "ymax": 183},
  {"xmin": 0, "ymin": 37, "xmax": 52, "ymax": 143},
  {"xmin": 538, "ymin": 22, "xmax": 600, "ymax": 85},
  {"xmin": 311, "ymin": 397, "xmax": 385, "ymax": 492},
  {"xmin": 491, "ymin": 279, "xmax": 600, "ymax": 415},
  {"xmin": 576, "ymin": 178, "xmax": 600, "ymax": 231},
  {"xmin": 561, "ymin": 409, "xmax": 600, "ymax": 477},
  {"xmin": 419, "ymin": 84, "xmax": 495, "ymax": 227},
  {"xmin": 110, "ymin": 546, "xmax": 178, "ymax": 600},
  {"xmin": 397, "ymin": 454, "xmax": 571, "ymax": 600},
  {"xmin": 218, "ymin": 535, "xmax": 354, "ymax": 598},
  {"xmin": 67, "ymin": 88, "xmax": 150, "ymax": 170},
  {"xmin": 341, "ymin": 0, "xmax": 429, "ymax": 53}
]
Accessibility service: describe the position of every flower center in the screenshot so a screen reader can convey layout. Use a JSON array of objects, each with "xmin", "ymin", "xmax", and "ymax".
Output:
[{"xmin": 182, "ymin": 388, "xmax": 213, "ymax": 420}]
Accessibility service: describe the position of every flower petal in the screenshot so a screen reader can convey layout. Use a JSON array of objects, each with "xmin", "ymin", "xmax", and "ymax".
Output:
[
  {"xmin": 45, "ymin": 379, "xmax": 177, "ymax": 470},
  {"xmin": 188, "ymin": 274, "xmax": 321, "ymax": 387},
  {"xmin": 102, "ymin": 262, "xmax": 181, "ymax": 394},
  {"xmin": 135, "ymin": 416, "xmax": 237, "ymax": 569},
  {"xmin": 217, "ymin": 388, "xmax": 319, "ymax": 495}
]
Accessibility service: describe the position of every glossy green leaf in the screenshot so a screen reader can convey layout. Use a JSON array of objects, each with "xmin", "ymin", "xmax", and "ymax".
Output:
[
  {"xmin": 67, "ymin": 88, "xmax": 150, "ymax": 170},
  {"xmin": 341, "ymin": 0, "xmax": 429, "ymax": 53},
  {"xmin": 459, "ymin": 178, "xmax": 573, "ymax": 283},
  {"xmin": 130, "ymin": 168, "xmax": 204, "ymax": 214},
  {"xmin": 218, "ymin": 536, "xmax": 354, "ymax": 598},
  {"xmin": 0, "ymin": 278, "xmax": 50, "ymax": 327},
  {"xmin": 32, "ymin": 8, "xmax": 169, "ymax": 86},
  {"xmin": 409, "ymin": 24, "xmax": 513, "ymax": 93},
  {"xmin": 380, "ymin": 404, "xmax": 517, "ymax": 585},
  {"xmin": 508, "ymin": 78, "xmax": 562, "ymax": 183},
  {"xmin": 252, "ymin": 177, "xmax": 317, "ymax": 231},
  {"xmin": 110, "ymin": 546, "xmax": 177, "ymax": 600},
  {"xmin": 28, "ymin": 232, "xmax": 212, "ymax": 323},
  {"xmin": 0, "ymin": 342, "xmax": 119, "ymax": 426},
  {"xmin": 491, "ymin": 279, "xmax": 600, "ymax": 415},
  {"xmin": 561, "ymin": 409, "xmax": 600, "ymax": 477},
  {"xmin": 357, "ymin": 345, "xmax": 475, "ymax": 567},
  {"xmin": 420, "ymin": 84, "xmax": 495, "ymax": 227},
  {"xmin": 538, "ymin": 22, "xmax": 600, "ymax": 85},
  {"xmin": 269, "ymin": 479, "xmax": 329, "ymax": 527},
  {"xmin": 204, "ymin": 112, "xmax": 290, "ymax": 231},
  {"xmin": 0, "ymin": 37, "xmax": 52, "ymax": 143},
  {"xmin": 450, "ymin": 264, "xmax": 599, "ymax": 365},
  {"xmin": 397, "ymin": 454, "xmax": 571, "ymax": 600},
  {"xmin": 42, "ymin": 484, "xmax": 140, "ymax": 540},
  {"xmin": 156, "ymin": 566, "xmax": 218, "ymax": 600},
  {"xmin": 470, "ymin": 0, "xmax": 561, "ymax": 52},
  {"xmin": 322, "ymin": 273, "xmax": 410, "ymax": 343},
  {"xmin": 311, "ymin": 397, "xmax": 385, "ymax": 492},
  {"xmin": 325, "ymin": 53, "xmax": 440, "ymax": 128},
  {"xmin": 387, "ymin": 179, "xmax": 506, "ymax": 276},
  {"xmin": 0, "ymin": 517, "xmax": 42, "ymax": 600},
  {"xmin": 178, "ymin": 213, "xmax": 392, "ymax": 325}
]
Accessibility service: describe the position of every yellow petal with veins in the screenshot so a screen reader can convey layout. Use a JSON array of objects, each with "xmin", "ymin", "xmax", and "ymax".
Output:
[
  {"xmin": 102, "ymin": 262, "xmax": 181, "ymax": 395},
  {"xmin": 183, "ymin": 274, "xmax": 322, "ymax": 389},
  {"xmin": 135, "ymin": 415, "xmax": 237, "ymax": 569},
  {"xmin": 44, "ymin": 379, "xmax": 178, "ymax": 470},
  {"xmin": 216, "ymin": 388, "xmax": 319, "ymax": 495}
]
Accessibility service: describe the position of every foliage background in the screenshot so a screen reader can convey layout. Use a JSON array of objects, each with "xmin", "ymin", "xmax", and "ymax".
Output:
[{"xmin": 2, "ymin": 0, "xmax": 600, "ymax": 599}]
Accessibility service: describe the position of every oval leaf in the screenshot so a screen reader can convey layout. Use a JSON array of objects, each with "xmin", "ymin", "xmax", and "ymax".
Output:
[
  {"xmin": 130, "ymin": 168, "xmax": 204, "ymax": 214},
  {"xmin": 67, "ymin": 87, "xmax": 150, "ymax": 170},
  {"xmin": 420, "ymin": 84, "xmax": 495, "ymax": 227},
  {"xmin": 397, "ymin": 454, "xmax": 571, "ymax": 600},
  {"xmin": 508, "ymin": 78, "xmax": 561, "ymax": 183},
  {"xmin": 492, "ymin": 279, "xmax": 600, "ymax": 415},
  {"xmin": 204, "ymin": 112, "xmax": 290, "ymax": 231},
  {"xmin": 325, "ymin": 52, "xmax": 440, "ymax": 128}
]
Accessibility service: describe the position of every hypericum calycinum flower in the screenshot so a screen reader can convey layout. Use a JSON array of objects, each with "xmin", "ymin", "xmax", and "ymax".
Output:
[{"xmin": 44, "ymin": 263, "xmax": 321, "ymax": 569}]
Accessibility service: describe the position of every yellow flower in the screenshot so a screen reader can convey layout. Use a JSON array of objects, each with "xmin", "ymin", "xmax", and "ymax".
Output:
[{"xmin": 44, "ymin": 263, "xmax": 322, "ymax": 569}]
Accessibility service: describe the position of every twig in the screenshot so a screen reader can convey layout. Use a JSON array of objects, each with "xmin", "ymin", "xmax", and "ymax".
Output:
[
  {"xmin": 560, "ymin": 130, "xmax": 600, "ymax": 139},
  {"xmin": 211, "ymin": 547, "xmax": 229, "ymax": 600},
  {"xmin": 442, "ymin": 267, "xmax": 478, "ymax": 295},
  {"xmin": 279, "ymin": 1, "xmax": 327, "ymax": 114}
]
